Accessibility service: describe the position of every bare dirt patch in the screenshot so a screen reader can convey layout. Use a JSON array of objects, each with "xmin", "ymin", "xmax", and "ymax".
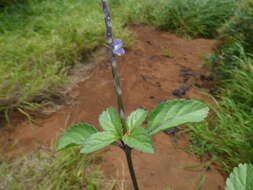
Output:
[{"xmin": 0, "ymin": 25, "xmax": 223, "ymax": 190}]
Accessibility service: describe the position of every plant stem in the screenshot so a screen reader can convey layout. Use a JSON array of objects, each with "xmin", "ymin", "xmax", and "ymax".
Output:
[
  {"xmin": 101, "ymin": 0, "xmax": 127, "ymax": 133},
  {"xmin": 101, "ymin": 1, "xmax": 140, "ymax": 190},
  {"xmin": 124, "ymin": 146, "xmax": 140, "ymax": 190}
]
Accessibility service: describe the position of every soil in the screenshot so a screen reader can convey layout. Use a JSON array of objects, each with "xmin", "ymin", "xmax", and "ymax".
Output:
[{"xmin": 0, "ymin": 25, "xmax": 224, "ymax": 190}]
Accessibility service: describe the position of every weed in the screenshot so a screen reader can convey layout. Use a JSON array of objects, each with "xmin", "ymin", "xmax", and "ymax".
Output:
[
  {"xmin": 1, "ymin": 0, "xmax": 252, "ymax": 179},
  {"xmin": 0, "ymin": 148, "xmax": 112, "ymax": 190},
  {"xmin": 0, "ymin": 0, "xmax": 133, "ymax": 114},
  {"xmin": 189, "ymin": 52, "xmax": 253, "ymax": 172},
  {"xmin": 187, "ymin": 1, "xmax": 253, "ymax": 173},
  {"xmin": 122, "ymin": 0, "xmax": 238, "ymax": 38},
  {"xmin": 218, "ymin": 0, "xmax": 253, "ymax": 53},
  {"xmin": 57, "ymin": 2, "xmax": 210, "ymax": 190},
  {"xmin": 0, "ymin": 0, "xmax": 239, "ymax": 115}
]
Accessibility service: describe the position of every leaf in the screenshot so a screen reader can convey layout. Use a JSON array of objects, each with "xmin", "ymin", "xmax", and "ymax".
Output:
[
  {"xmin": 195, "ymin": 174, "xmax": 206, "ymax": 190},
  {"xmin": 80, "ymin": 131, "xmax": 118, "ymax": 154},
  {"xmin": 57, "ymin": 123, "xmax": 97, "ymax": 151},
  {"xmin": 99, "ymin": 107, "xmax": 123, "ymax": 136},
  {"xmin": 123, "ymin": 127, "xmax": 154, "ymax": 154},
  {"xmin": 126, "ymin": 108, "xmax": 148, "ymax": 132},
  {"xmin": 147, "ymin": 100, "xmax": 209, "ymax": 135},
  {"xmin": 225, "ymin": 163, "xmax": 253, "ymax": 190}
]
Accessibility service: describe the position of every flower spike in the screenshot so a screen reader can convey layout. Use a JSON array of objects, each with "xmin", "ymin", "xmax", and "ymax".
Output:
[{"xmin": 112, "ymin": 39, "xmax": 125, "ymax": 56}]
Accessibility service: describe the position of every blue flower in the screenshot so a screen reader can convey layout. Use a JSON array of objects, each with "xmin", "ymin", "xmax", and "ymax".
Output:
[{"xmin": 112, "ymin": 39, "xmax": 125, "ymax": 56}]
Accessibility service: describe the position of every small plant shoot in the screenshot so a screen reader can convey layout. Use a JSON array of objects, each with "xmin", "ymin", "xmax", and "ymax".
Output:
[{"xmin": 57, "ymin": 1, "xmax": 209, "ymax": 189}]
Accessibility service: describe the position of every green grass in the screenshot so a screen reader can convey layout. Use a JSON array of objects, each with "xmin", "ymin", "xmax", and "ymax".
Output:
[
  {"xmin": 0, "ymin": 0, "xmax": 21, "ymax": 7},
  {"xmin": 188, "ymin": 0, "xmax": 253, "ymax": 172},
  {"xmin": 189, "ymin": 54, "xmax": 253, "ymax": 172},
  {"xmin": 1, "ymin": 0, "xmax": 252, "ymax": 176},
  {"xmin": 0, "ymin": 0, "xmax": 133, "ymax": 114},
  {"xmin": 0, "ymin": 0, "xmax": 240, "ymax": 116},
  {"xmin": 121, "ymin": 0, "xmax": 238, "ymax": 38},
  {"xmin": 218, "ymin": 0, "xmax": 253, "ymax": 53},
  {"xmin": 0, "ymin": 0, "xmax": 240, "ymax": 115},
  {"xmin": 0, "ymin": 148, "xmax": 113, "ymax": 190}
]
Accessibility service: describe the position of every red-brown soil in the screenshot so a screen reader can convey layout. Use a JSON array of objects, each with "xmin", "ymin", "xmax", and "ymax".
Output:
[{"xmin": 0, "ymin": 25, "xmax": 224, "ymax": 190}]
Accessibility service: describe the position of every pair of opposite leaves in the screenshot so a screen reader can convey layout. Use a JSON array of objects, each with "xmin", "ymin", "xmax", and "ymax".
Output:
[{"xmin": 57, "ymin": 99, "xmax": 209, "ymax": 154}]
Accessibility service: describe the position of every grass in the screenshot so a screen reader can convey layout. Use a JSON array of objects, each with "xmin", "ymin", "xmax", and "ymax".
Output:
[
  {"xmin": 121, "ymin": 0, "xmax": 238, "ymax": 38},
  {"xmin": 0, "ymin": 148, "xmax": 114, "ymax": 190},
  {"xmin": 0, "ymin": 0, "xmax": 239, "ymax": 115},
  {"xmin": 1, "ymin": 0, "xmax": 252, "ymax": 178},
  {"xmin": 0, "ymin": 0, "xmax": 240, "ymax": 116},
  {"xmin": 0, "ymin": 0, "xmax": 133, "ymax": 115},
  {"xmin": 189, "ymin": 53, "xmax": 253, "ymax": 172},
  {"xmin": 188, "ymin": 0, "xmax": 253, "ymax": 173},
  {"xmin": 218, "ymin": 0, "xmax": 253, "ymax": 53}
]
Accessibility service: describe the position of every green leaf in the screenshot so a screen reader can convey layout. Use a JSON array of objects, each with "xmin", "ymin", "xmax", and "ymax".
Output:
[
  {"xmin": 225, "ymin": 163, "xmax": 253, "ymax": 190},
  {"xmin": 99, "ymin": 107, "xmax": 123, "ymax": 136},
  {"xmin": 123, "ymin": 127, "xmax": 154, "ymax": 154},
  {"xmin": 127, "ymin": 108, "xmax": 148, "ymax": 132},
  {"xmin": 57, "ymin": 123, "xmax": 97, "ymax": 151},
  {"xmin": 147, "ymin": 100, "xmax": 209, "ymax": 135},
  {"xmin": 80, "ymin": 131, "xmax": 118, "ymax": 154}
]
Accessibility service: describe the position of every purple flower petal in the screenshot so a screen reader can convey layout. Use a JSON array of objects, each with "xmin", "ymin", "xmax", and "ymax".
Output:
[
  {"xmin": 112, "ymin": 39, "xmax": 125, "ymax": 56},
  {"xmin": 113, "ymin": 47, "xmax": 125, "ymax": 56},
  {"xmin": 113, "ymin": 39, "xmax": 123, "ymax": 48}
]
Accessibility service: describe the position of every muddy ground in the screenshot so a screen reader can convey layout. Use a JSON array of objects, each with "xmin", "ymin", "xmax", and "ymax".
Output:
[{"xmin": 0, "ymin": 25, "xmax": 224, "ymax": 190}]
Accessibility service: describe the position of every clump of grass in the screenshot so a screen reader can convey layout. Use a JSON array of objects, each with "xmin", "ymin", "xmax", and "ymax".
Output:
[
  {"xmin": 218, "ymin": 0, "xmax": 253, "ymax": 53},
  {"xmin": 189, "ymin": 59, "xmax": 253, "ymax": 171},
  {"xmin": 210, "ymin": 0, "xmax": 253, "ymax": 80},
  {"xmin": 189, "ymin": 51, "xmax": 253, "ymax": 172},
  {"xmin": 122, "ymin": 0, "xmax": 238, "ymax": 38},
  {"xmin": 0, "ymin": 148, "xmax": 112, "ymax": 190},
  {"xmin": 188, "ymin": 1, "xmax": 253, "ymax": 172},
  {"xmin": 0, "ymin": 0, "xmax": 133, "ymax": 114}
]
